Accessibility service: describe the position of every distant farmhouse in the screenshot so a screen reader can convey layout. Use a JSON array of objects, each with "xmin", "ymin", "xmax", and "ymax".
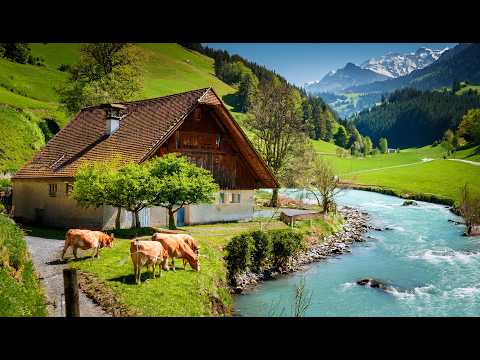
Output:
[{"xmin": 12, "ymin": 88, "xmax": 278, "ymax": 229}]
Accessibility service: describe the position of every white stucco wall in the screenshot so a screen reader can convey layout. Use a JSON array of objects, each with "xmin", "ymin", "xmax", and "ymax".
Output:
[
  {"xmin": 13, "ymin": 181, "xmax": 256, "ymax": 229},
  {"xmin": 186, "ymin": 190, "xmax": 255, "ymax": 225},
  {"xmin": 12, "ymin": 179, "xmax": 103, "ymax": 229}
]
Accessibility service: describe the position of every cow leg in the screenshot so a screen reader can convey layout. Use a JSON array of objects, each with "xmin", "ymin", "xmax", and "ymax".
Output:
[
  {"xmin": 183, "ymin": 258, "xmax": 187, "ymax": 269},
  {"xmin": 73, "ymin": 246, "xmax": 78, "ymax": 259},
  {"xmin": 171, "ymin": 257, "xmax": 176, "ymax": 272},
  {"xmin": 61, "ymin": 243, "xmax": 69, "ymax": 260}
]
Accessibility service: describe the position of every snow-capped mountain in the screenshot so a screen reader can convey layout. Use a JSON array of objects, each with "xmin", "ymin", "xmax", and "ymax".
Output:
[
  {"xmin": 304, "ymin": 62, "xmax": 390, "ymax": 93},
  {"xmin": 360, "ymin": 47, "xmax": 449, "ymax": 78},
  {"xmin": 304, "ymin": 47, "xmax": 449, "ymax": 95}
]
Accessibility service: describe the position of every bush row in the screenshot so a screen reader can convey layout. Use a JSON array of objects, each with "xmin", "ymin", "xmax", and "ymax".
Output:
[{"xmin": 224, "ymin": 229, "xmax": 305, "ymax": 281}]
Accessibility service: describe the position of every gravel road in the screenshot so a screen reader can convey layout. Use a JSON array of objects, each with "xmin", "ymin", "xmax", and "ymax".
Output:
[{"xmin": 25, "ymin": 236, "xmax": 110, "ymax": 317}]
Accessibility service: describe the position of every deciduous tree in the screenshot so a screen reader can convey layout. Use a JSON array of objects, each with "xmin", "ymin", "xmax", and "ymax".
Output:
[
  {"xmin": 459, "ymin": 183, "xmax": 480, "ymax": 236},
  {"xmin": 148, "ymin": 153, "xmax": 219, "ymax": 230},
  {"xmin": 57, "ymin": 43, "xmax": 146, "ymax": 114},
  {"xmin": 245, "ymin": 80, "xmax": 307, "ymax": 207}
]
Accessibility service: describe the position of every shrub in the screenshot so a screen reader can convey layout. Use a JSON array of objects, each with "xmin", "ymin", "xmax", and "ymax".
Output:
[
  {"xmin": 224, "ymin": 233, "xmax": 253, "ymax": 280},
  {"xmin": 0, "ymin": 178, "xmax": 11, "ymax": 188},
  {"xmin": 58, "ymin": 63, "xmax": 71, "ymax": 72},
  {"xmin": 268, "ymin": 229, "xmax": 304, "ymax": 269},
  {"xmin": 250, "ymin": 230, "xmax": 271, "ymax": 272}
]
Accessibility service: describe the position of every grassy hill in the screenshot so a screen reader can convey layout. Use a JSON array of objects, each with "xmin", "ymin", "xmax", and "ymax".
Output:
[{"xmin": 0, "ymin": 43, "xmax": 238, "ymax": 173}]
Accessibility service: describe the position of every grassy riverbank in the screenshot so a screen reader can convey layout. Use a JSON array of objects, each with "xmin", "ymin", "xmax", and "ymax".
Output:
[
  {"xmin": 65, "ymin": 220, "xmax": 289, "ymax": 316},
  {"xmin": 27, "ymin": 211, "xmax": 345, "ymax": 316},
  {"xmin": 0, "ymin": 215, "xmax": 47, "ymax": 316}
]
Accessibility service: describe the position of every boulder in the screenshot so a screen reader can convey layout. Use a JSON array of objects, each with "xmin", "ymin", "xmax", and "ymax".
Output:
[
  {"xmin": 356, "ymin": 278, "xmax": 390, "ymax": 291},
  {"xmin": 402, "ymin": 200, "xmax": 418, "ymax": 206}
]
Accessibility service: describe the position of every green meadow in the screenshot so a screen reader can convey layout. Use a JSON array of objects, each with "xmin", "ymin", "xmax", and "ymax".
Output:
[{"xmin": 310, "ymin": 139, "xmax": 480, "ymax": 204}]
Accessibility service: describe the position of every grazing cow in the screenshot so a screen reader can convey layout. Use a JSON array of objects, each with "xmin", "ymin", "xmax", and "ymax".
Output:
[
  {"xmin": 130, "ymin": 240, "xmax": 168, "ymax": 284},
  {"xmin": 152, "ymin": 233, "xmax": 199, "ymax": 272},
  {"xmin": 61, "ymin": 229, "xmax": 114, "ymax": 260},
  {"xmin": 172, "ymin": 234, "xmax": 199, "ymax": 269}
]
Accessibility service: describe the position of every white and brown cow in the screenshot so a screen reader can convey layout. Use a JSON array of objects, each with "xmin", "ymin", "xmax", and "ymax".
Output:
[{"xmin": 130, "ymin": 240, "xmax": 168, "ymax": 284}]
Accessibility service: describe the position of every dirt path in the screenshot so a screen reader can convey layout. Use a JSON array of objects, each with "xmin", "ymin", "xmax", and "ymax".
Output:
[
  {"xmin": 25, "ymin": 236, "xmax": 110, "ymax": 317},
  {"xmin": 342, "ymin": 158, "xmax": 434, "ymax": 176},
  {"xmin": 448, "ymin": 158, "xmax": 480, "ymax": 166}
]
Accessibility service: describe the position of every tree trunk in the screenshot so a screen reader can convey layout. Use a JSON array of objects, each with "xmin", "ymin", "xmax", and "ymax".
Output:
[
  {"xmin": 168, "ymin": 208, "xmax": 176, "ymax": 230},
  {"xmin": 322, "ymin": 197, "xmax": 329, "ymax": 214},
  {"xmin": 270, "ymin": 188, "xmax": 279, "ymax": 208},
  {"xmin": 115, "ymin": 207, "xmax": 121, "ymax": 230},
  {"xmin": 135, "ymin": 211, "xmax": 141, "ymax": 228}
]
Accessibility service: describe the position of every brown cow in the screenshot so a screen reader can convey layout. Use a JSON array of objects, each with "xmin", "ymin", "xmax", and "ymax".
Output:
[
  {"xmin": 152, "ymin": 233, "xmax": 199, "ymax": 272},
  {"xmin": 61, "ymin": 229, "xmax": 114, "ymax": 260},
  {"xmin": 171, "ymin": 234, "xmax": 199, "ymax": 269},
  {"xmin": 130, "ymin": 240, "xmax": 168, "ymax": 284}
]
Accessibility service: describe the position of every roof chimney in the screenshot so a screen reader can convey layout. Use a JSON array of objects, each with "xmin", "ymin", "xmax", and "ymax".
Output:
[{"xmin": 101, "ymin": 103, "xmax": 127, "ymax": 135}]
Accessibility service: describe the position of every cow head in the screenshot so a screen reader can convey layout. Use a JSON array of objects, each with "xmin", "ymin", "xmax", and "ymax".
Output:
[
  {"xmin": 103, "ymin": 233, "xmax": 114, "ymax": 248},
  {"xmin": 192, "ymin": 255, "xmax": 200, "ymax": 272}
]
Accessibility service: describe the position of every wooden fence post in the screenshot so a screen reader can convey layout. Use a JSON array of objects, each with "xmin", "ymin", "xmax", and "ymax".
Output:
[{"xmin": 63, "ymin": 268, "xmax": 80, "ymax": 317}]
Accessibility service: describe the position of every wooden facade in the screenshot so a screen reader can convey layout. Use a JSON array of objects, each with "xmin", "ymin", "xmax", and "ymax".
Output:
[{"xmin": 156, "ymin": 104, "xmax": 259, "ymax": 189}]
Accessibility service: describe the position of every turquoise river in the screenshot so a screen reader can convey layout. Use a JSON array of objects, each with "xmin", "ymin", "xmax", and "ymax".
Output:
[{"xmin": 234, "ymin": 189, "xmax": 480, "ymax": 316}]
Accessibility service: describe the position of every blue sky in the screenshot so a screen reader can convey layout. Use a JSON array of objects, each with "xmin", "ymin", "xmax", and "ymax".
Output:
[{"xmin": 203, "ymin": 43, "xmax": 457, "ymax": 86}]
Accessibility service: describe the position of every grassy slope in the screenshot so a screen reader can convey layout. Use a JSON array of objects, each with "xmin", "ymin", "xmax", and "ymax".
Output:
[
  {"xmin": 69, "ymin": 220, "xmax": 289, "ymax": 316},
  {"xmin": 0, "ymin": 215, "xmax": 47, "ymax": 316},
  {"xmin": 0, "ymin": 43, "xmax": 239, "ymax": 173},
  {"xmin": 0, "ymin": 106, "xmax": 45, "ymax": 172},
  {"xmin": 311, "ymin": 139, "xmax": 341, "ymax": 154}
]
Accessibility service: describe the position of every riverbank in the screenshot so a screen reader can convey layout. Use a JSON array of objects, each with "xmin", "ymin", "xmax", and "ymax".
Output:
[
  {"xmin": 338, "ymin": 182, "xmax": 456, "ymax": 207},
  {"xmin": 232, "ymin": 206, "xmax": 370, "ymax": 294}
]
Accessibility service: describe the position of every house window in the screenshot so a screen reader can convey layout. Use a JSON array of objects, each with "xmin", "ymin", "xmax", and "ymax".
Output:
[
  {"xmin": 65, "ymin": 183, "xmax": 73, "ymax": 196},
  {"xmin": 231, "ymin": 193, "xmax": 241, "ymax": 203},
  {"xmin": 219, "ymin": 192, "xmax": 225, "ymax": 204},
  {"xmin": 48, "ymin": 184, "xmax": 57, "ymax": 197}
]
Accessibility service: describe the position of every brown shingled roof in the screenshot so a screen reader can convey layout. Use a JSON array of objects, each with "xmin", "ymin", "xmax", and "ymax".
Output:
[{"xmin": 13, "ymin": 88, "xmax": 279, "ymax": 188}]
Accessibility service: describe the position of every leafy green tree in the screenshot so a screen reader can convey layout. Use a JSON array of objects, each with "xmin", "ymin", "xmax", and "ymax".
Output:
[
  {"xmin": 245, "ymin": 80, "xmax": 306, "ymax": 207},
  {"xmin": 57, "ymin": 43, "xmax": 146, "ymax": 114},
  {"xmin": 379, "ymin": 137, "xmax": 388, "ymax": 154},
  {"xmin": 334, "ymin": 125, "xmax": 349, "ymax": 148},
  {"xmin": 238, "ymin": 70, "xmax": 259, "ymax": 112},
  {"xmin": 302, "ymin": 156, "xmax": 340, "ymax": 214},
  {"xmin": 72, "ymin": 158, "xmax": 157, "ymax": 229},
  {"xmin": 458, "ymin": 109, "xmax": 480, "ymax": 144},
  {"xmin": 0, "ymin": 43, "xmax": 31, "ymax": 63},
  {"xmin": 363, "ymin": 136, "xmax": 373, "ymax": 155},
  {"xmin": 148, "ymin": 153, "xmax": 219, "ymax": 230}
]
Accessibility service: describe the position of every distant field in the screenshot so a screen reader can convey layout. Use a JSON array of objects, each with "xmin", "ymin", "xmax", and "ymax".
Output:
[
  {"xmin": 342, "ymin": 159, "xmax": 480, "ymax": 204},
  {"xmin": 316, "ymin": 143, "xmax": 480, "ymax": 204},
  {"xmin": 321, "ymin": 144, "xmax": 446, "ymax": 175},
  {"xmin": 454, "ymin": 145, "xmax": 480, "ymax": 162}
]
